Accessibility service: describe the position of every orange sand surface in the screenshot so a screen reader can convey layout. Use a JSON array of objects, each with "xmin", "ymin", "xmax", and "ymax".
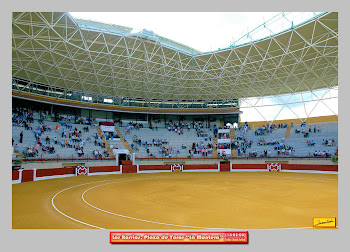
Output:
[{"xmin": 12, "ymin": 172, "xmax": 338, "ymax": 229}]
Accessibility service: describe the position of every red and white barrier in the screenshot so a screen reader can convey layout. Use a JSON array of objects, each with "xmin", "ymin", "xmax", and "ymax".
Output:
[
  {"xmin": 171, "ymin": 164, "xmax": 183, "ymax": 172},
  {"xmin": 86, "ymin": 165, "xmax": 122, "ymax": 176},
  {"xmin": 267, "ymin": 163, "xmax": 281, "ymax": 172},
  {"xmin": 182, "ymin": 164, "xmax": 220, "ymax": 172},
  {"xmin": 33, "ymin": 167, "xmax": 76, "ymax": 181},
  {"xmin": 75, "ymin": 165, "xmax": 89, "ymax": 176},
  {"xmin": 137, "ymin": 164, "xmax": 172, "ymax": 173},
  {"xmin": 281, "ymin": 164, "xmax": 338, "ymax": 174},
  {"xmin": 12, "ymin": 163, "xmax": 338, "ymax": 184},
  {"xmin": 230, "ymin": 163, "xmax": 267, "ymax": 172},
  {"xmin": 12, "ymin": 170, "xmax": 22, "ymax": 184}
]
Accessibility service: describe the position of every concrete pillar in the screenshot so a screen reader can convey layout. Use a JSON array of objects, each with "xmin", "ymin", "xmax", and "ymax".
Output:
[
  {"xmin": 115, "ymin": 154, "xmax": 119, "ymax": 166},
  {"xmin": 18, "ymin": 169, "xmax": 23, "ymax": 183},
  {"xmin": 33, "ymin": 168, "xmax": 37, "ymax": 181},
  {"xmin": 132, "ymin": 153, "xmax": 136, "ymax": 165}
]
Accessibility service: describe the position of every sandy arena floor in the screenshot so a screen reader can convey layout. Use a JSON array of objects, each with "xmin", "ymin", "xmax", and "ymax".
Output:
[{"xmin": 12, "ymin": 172, "xmax": 338, "ymax": 229}]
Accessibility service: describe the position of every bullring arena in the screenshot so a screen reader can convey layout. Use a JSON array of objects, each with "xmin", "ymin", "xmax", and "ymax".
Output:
[
  {"xmin": 13, "ymin": 166, "xmax": 337, "ymax": 229},
  {"xmin": 12, "ymin": 12, "xmax": 338, "ymax": 230}
]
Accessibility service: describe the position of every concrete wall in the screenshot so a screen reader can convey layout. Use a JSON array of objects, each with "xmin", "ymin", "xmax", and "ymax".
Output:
[
  {"xmin": 137, "ymin": 158, "xmax": 335, "ymax": 165},
  {"xmin": 19, "ymin": 158, "xmax": 335, "ymax": 169},
  {"xmin": 20, "ymin": 160, "xmax": 116, "ymax": 169},
  {"xmin": 80, "ymin": 108, "xmax": 90, "ymax": 118},
  {"xmin": 81, "ymin": 109, "xmax": 114, "ymax": 120},
  {"xmin": 240, "ymin": 115, "xmax": 338, "ymax": 127}
]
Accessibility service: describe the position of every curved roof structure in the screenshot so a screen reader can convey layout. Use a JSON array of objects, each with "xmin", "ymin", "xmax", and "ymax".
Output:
[{"xmin": 12, "ymin": 12, "xmax": 338, "ymax": 103}]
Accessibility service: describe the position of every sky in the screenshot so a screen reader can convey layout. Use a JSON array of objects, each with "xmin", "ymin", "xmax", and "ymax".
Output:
[
  {"xmin": 69, "ymin": 12, "xmax": 314, "ymax": 52},
  {"xmin": 239, "ymin": 88, "xmax": 338, "ymax": 122}
]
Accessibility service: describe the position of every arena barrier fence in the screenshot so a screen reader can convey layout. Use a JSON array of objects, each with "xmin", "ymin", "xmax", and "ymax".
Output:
[
  {"xmin": 12, "ymin": 163, "xmax": 338, "ymax": 184},
  {"xmin": 13, "ymin": 156, "xmax": 335, "ymax": 163}
]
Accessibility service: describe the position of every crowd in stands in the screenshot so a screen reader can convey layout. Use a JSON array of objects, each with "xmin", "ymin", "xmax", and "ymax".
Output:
[
  {"xmin": 125, "ymin": 121, "xmax": 144, "ymax": 129},
  {"xmin": 218, "ymin": 133, "xmax": 229, "ymax": 139},
  {"xmin": 276, "ymin": 144, "xmax": 295, "ymax": 156},
  {"xmin": 159, "ymin": 146, "xmax": 181, "ymax": 157},
  {"xmin": 249, "ymin": 149, "xmax": 272, "ymax": 158},
  {"xmin": 83, "ymin": 126, "xmax": 90, "ymax": 132},
  {"xmin": 237, "ymin": 123, "xmax": 249, "ymax": 133},
  {"xmin": 129, "ymin": 131, "xmax": 213, "ymax": 158},
  {"xmin": 313, "ymin": 150, "xmax": 332, "ymax": 157},
  {"xmin": 217, "ymin": 143, "xmax": 230, "ymax": 149},
  {"xmin": 295, "ymin": 123, "xmax": 321, "ymax": 138},
  {"xmin": 24, "ymin": 145, "xmax": 39, "ymax": 157},
  {"xmin": 92, "ymin": 149, "xmax": 109, "ymax": 158},
  {"xmin": 216, "ymin": 135, "xmax": 253, "ymax": 156},
  {"xmin": 306, "ymin": 140, "xmax": 316, "ymax": 146},
  {"xmin": 237, "ymin": 122, "xmax": 288, "ymax": 135},
  {"xmin": 167, "ymin": 124, "xmax": 184, "ymax": 135},
  {"xmin": 257, "ymin": 138, "xmax": 279, "ymax": 146},
  {"xmin": 130, "ymin": 135, "xmax": 170, "ymax": 155},
  {"xmin": 322, "ymin": 138, "xmax": 336, "ymax": 146},
  {"xmin": 13, "ymin": 106, "xmax": 338, "ymax": 160},
  {"xmin": 12, "ymin": 108, "xmax": 34, "ymax": 130},
  {"xmin": 254, "ymin": 123, "xmax": 287, "ymax": 135},
  {"xmin": 188, "ymin": 142, "xmax": 213, "ymax": 157},
  {"xmin": 232, "ymin": 135, "xmax": 252, "ymax": 154},
  {"xmin": 124, "ymin": 125, "xmax": 135, "ymax": 137},
  {"xmin": 12, "ymin": 109, "xmax": 110, "ymax": 159},
  {"xmin": 225, "ymin": 131, "xmax": 296, "ymax": 157},
  {"xmin": 57, "ymin": 115, "xmax": 91, "ymax": 125},
  {"xmin": 132, "ymin": 135, "xmax": 169, "ymax": 147},
  {"xmin": 165, "ymin": 120, "xmax": 206, "ymax": 135}
]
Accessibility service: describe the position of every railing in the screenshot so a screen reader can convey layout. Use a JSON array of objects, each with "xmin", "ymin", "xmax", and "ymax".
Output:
[
  {"xmin": 12, "ymin": 80, "xmax": 240, "ymax": 110},
  {"xmin": 137, "ymin": 155, "xmax": 332, "ymax": 160},
  {"xmin": 12, "ymin": 154, "xmax": 334, "ymax": 163},
  {"xmin": 13, "ymin": 153, "xmax": 115, "ymax": 163}
]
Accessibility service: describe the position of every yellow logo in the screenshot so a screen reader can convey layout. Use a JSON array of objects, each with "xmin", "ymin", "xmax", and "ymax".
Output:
[{"xmin": 313, "ymin": 217, "xmax": 336, "ymax": 228}]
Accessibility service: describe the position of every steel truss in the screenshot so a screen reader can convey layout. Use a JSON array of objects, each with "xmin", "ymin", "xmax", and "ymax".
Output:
[{"xmin": 12, "ymin": 12, "xmax": 338, "ymax": 112}]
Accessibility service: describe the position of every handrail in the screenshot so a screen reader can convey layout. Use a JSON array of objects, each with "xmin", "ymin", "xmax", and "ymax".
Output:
[{"xmin": 13, "ymin": 155, "xmax": 333, "ymax": 163}]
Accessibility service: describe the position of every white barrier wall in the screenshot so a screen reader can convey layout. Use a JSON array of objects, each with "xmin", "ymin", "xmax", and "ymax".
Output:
[{"xmin": 100, "ymin": 125, "xmax": 116, "ymax": 132}]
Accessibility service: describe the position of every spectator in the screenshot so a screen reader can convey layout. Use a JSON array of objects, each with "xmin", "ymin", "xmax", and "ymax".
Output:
[{"xmin": 77, "ymin": 149, "xmax": 84, "ymax": 157}]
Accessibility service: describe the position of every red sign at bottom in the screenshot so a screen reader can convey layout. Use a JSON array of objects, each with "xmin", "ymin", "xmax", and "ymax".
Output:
[{"xmin": 110, "ymin": 231, "xmax": 248, "ymax": 244}]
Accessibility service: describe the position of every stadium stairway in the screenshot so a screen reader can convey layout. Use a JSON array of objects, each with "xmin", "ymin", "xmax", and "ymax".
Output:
[
  {"xmin": 230, "ymin": 128, "xmax": 237, "ymax": 157},
  {"xmin": 212, "ymin": 135, "xmax": 218, "ymax": 158},
  {"xmin": 114, "ymin": 126, "xmax": 133, "ymax": 154},
  {"xmin": 285, "ymin": 125, "xmax": 291, "ymax": 139},
  {"xmin": 13, "ymin": 150, "xmax": 24, "ymax": 159},
  {"xmin": 48, "ymin": 113, "xmax": 55, "ymax": 122},
  {"xmin": 95, "ymin": 126, "xmax": 115, "ymax": 158}
]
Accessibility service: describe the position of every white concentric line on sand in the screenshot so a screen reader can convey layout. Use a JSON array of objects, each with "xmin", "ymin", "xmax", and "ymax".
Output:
[
  {"xmin": 51, "ymin": 176, "xmax": 168, "ymax": 229},
  {"xmin": 78, "ymin": 173, "xmax": 337, "ymax": 230}
]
